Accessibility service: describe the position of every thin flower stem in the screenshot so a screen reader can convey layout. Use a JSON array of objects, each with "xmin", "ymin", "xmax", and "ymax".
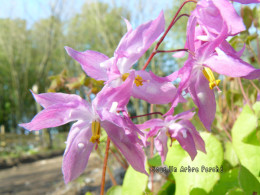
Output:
[
  {"xmin": 238, "ymin": 78, "xmax": 254, "ymax": 112},
  {"xmin": 112, "ymin": 142, "xmax": 128, "ymax": 168},
  {"xmin": 110, "ymin": 148, "xmax": 128, "ymax": 170},
  {"xmin": 156, "ymin": 49, "xmax": 189, "ymax": 53},
  {"xmin": 100, "ymin": 137, "xmax": 110, "ymax": 195},
  {"xmin": 107, "ymin": 166, "xmax": 117, "ymax": 186},
  {"xmin": 130, "ymin": 112, "xmax": 163, "ymax": 119},
  {"xmin": 221, "ymin": 123, "xmax": 232, "ymax": 142},
  {"xmin": 150, "ymin": 104, "xmax": 154, "ymax": 193},
  {"xmin": 249, "ymin": 80, "xmax": 260, "ymax": 94},
  {"xmin": 142, "ymin": 0, "xmax": 197, "ymax": 70}
]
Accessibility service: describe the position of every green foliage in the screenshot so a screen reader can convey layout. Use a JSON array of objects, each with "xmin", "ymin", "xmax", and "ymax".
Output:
[
  {"xmin": 239, "ymin": 165, "xmax": 260, "ymax": 194},
  {"xmin": 157, "ymin": 180, "xmax": 175, "ymax": 195},
  {"xmin": 231, "ymin": 103, "xmax": 260, "ymax": 182},
  {"xmin": 210, "ymin": 168, "xmax": 240, "ymax": 195},
  {"xmin": 241, "ymin": 6, "xmax": 254, "ymax": 30},
  {"xmin": 165, "ymin": 133, "xmax": 223, "ymax": 195},
  {"xmin": 224, "ymin": 141, "xmax": 239, "ymax": 167},
  {"xmin": 106, "ymin": 185, "xmax": 122, "ymax": 195},
  {"xmin": 0, "ymin": 2, "xmax": 127, "ymax": 133},
  {"xmin": 148, "ymin": 154, "xmax": 162, "ymax": 167},
  {"xmin": 122, "ymin": 166, "xmax": 148, "ymax": 195}
]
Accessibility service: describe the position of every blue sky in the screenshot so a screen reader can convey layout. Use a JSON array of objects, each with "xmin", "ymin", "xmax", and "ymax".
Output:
[{"xmin": 0, "ymin": 0, "xmax": 174, "ymax": 28}]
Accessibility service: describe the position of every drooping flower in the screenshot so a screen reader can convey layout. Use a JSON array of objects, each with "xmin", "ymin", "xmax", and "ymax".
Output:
[
  {"xmin": 167, "ymin": 0, "xmax": 260, "ymax": 130},
  {"xmin": 65, "ymin": 11, "xmax": 177, "ymax": 105},
  {"xmin": 137, "ymin": 109, "xmax": 206, "ymax": 163},
  {"xmin": 20, "ymin": 73, "xmax": 147, "ymax": 183}
]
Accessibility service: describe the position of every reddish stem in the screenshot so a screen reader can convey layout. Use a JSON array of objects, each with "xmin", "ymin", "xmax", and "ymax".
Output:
[
  {"xmin": 107, "ymin": 166, "xmax": 117, "ymax": 186},
  {"xmin": 150, "ymin": 104, "xmax": 154, "ymax": 193},
  {"xmin": 112, "ymin": 142, "xmax": 129, "ymax": 168},
  {"xmin": 100, "ymin": 137, "xmax": 110, "ymax": 195},
  {"xmin": 142, "ymin": 0, "xmax": 197, "ymax": 70},
  {"xmin": 130, "ymin": 112, "xmax": 163, "ymax": 119},
  {"xmin": 110, "ymin": 148, "xmax": 128, "ymax": 170},
  {"xmin": 156, "ymin": 49, "xmax": 189, "ymax": 53}
]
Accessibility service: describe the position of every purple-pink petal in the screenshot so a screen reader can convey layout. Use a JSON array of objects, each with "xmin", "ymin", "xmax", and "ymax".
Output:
[
  {"xmin": 115, "ymin": 11, "xmax": 165, "ymax": 72},
  {"xmin": 65, "ymin": 46, "xmax": 109, "ymax": 81},
  {"xmin": 179, "ymin": 120, "xmax": 206, "ymax": 153},
  {"xmin": 31, "ymin": 91, "xmax": 91, "ymax": 109},
  {"xmin": 204, "ymin": 52, "xmax": 260, "ymax": 79},
  {"xmin": 194, "ymin": 0, "xmax": 245, "ymax": 36},
  {"xmin": 19, "ymin": 93, "xmax": 92, "ymax": 131},
  {"xmin": 137, "ymin": 118, "xmax": 165, "ymax": 131},
  {"xmin": 172, "ymin": 129, "xmax": 197, "ymax": 160},
  {"xmin": 101, "ymin": 120, "xmax": 147, "ymax": 175},
  {"xmin": 131, "ymin": 70, "xmax": 177, "ymax": 104},
  {"xmin": 188, "ymin": 71, "xmax": 216, "ymax": 131},
  {"xmin": 154, "ymin": 130, "xmax": 168, "ymax": 164},
  {"xmin": 62, "ymin": 122, "xmax": 94, "ymax": 184},
  {"xmin": 93, "ymin": 71, "xmax": 134, "ymax": 112},
  {"xmin": 171, "ymin": 108, "xmax": 195, "ymax": 121}
]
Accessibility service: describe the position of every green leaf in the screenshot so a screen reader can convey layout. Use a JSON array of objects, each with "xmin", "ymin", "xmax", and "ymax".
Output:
[
  {"xmin": 165, "ymin": 132, "xmax": 223, "ymax": 195},
  {"xmin": 157, "ymin": 180, "xmax": 175, "ymax": 195},
  {"xmin": 190, "ymin": 188, "xmax": 207, "ymax": 195},
  {"xmin": 210, "ymin": 168, "xmax": 239, "ymax": 195},
  {"xmin": 224, "ymin": 141, "xmax": 239, "ymax": 167},
  {"xmin": 239, "ymin": 166, "xmax": 260, "ymax": 194},
  {"xmin": 107, "ymin": 185, "xmax": 122, "ymax": 195},
  {"xmin": 122, "ymin": 166, "xmax": 148, "ymax": 195},
  {"xmin": 231, "ymin": 104, "xmax": 260, "ymax": 182},
  {"xmin": 226, "ymin": 188, "xmax": 244, "ymax": 195},
  {"xmin": 148, "ymin": 154, "xmax": 162, "ymax": 167},
  {"xmin": 242, "ymin": 6, "xmax": 253, "ymax": 30},
  {"xmin": 242, "ymin": 127, "xmax": 260, "ymax": 146},
  {"xmin": 246, "ymin": 33, "xmax": 258, "ymax": 43}
]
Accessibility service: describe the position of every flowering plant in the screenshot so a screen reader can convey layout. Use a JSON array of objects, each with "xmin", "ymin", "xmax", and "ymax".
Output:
[{"xmin": 20, "ymin": 0, "xmax": 260, "ymax": 194}]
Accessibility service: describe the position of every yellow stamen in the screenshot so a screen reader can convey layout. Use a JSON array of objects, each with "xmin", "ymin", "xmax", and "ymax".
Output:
[
  {"xmin": 90, "ymin": 121, "xmax": 101, "ymax": 144},
  {"xmin": 121, "ymin": 73, "xmax": 144, "ymax": 87},
  {"xmin": 202, "ymin": 67, "xmax": 221, "ymax": 90},
  {"xmin": 134, "ymin": 75, "xmax": 143, "ymax": 87},
  {"xmin": 122, "ymin": 73, "xmax": 130, "ymax": 81},
  {"xmin": 166, "ymin": 130, "xmax": 176, "ymax": 147}
]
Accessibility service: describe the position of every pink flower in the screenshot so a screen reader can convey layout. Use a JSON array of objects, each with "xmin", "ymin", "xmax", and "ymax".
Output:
[
  {"xmin": 167, "ymin": 0, "xmax": 260, "ymax": 130},
  {"xmin": 137, "ymin": 109, "xmax": 206, "ymax": 162},
  {"xmin": 65, "ymin": 11, "xmax": 177, "ymax": 105},
  {"xmin": 20, "ymin": 74, "xmax": 147, "ymax": 183}
]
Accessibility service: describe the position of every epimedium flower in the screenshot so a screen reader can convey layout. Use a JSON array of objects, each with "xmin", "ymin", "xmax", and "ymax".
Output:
[
  {"xmin": 19, "ymin": 73, "xmax": 147, "ymax": 183},
  {"xmin": 65, "ymin": 11, "xmax": 177, "ymax": 105},
  {"xmin": 166, "ymin": 1, "xmax": 260, "ymax": 130},
  {"xmin": 137, "ymin": 109, "xmax": 206, "ymax": 163}
]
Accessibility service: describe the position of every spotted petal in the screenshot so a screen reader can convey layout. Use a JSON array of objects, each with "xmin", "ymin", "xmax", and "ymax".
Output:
[
  {"xmin": 188, "ymin": 71, "xmax": 216, "ymax": 131},
  {"xmin": 62, "ymin": 122, "xmax": 94, "ymax": 184}
]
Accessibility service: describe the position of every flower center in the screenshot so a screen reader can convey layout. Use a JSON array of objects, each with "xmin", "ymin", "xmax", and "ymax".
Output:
[
  {"xmin": 166, "ymin": 130, "xmax": 176, "ymax": 147},
  {"xmin": 90, "ymin": 121, "xmax": 101, "ymax": 144},
  {"xmin": 202, "ymin": 67, "xmax": 221, "ymax": 90},
  {"xmin": 122, "ymin": 73, "xmax": 144, "ymax": 87}
]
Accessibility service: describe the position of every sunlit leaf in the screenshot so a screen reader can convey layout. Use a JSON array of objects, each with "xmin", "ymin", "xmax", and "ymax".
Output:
[
  {"xmin": 107, "ymin": 185, "xmax": 122, "ymax": 195},
  {"xmin": 231, "ymin": 104, "xmax": 260, "ymax": 182},
  {"xmin": 165, "ymin": 133, "xmax": 223, "ymax": 195},
  {"xmin": 122, "ymin": 166, "xmax": 148, "ymax": 195}
]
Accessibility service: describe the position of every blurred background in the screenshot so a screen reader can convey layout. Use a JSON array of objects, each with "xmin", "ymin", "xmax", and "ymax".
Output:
[{"xmin": 0, "ymin": 0, "xmax": 259, "ymax": 194}]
